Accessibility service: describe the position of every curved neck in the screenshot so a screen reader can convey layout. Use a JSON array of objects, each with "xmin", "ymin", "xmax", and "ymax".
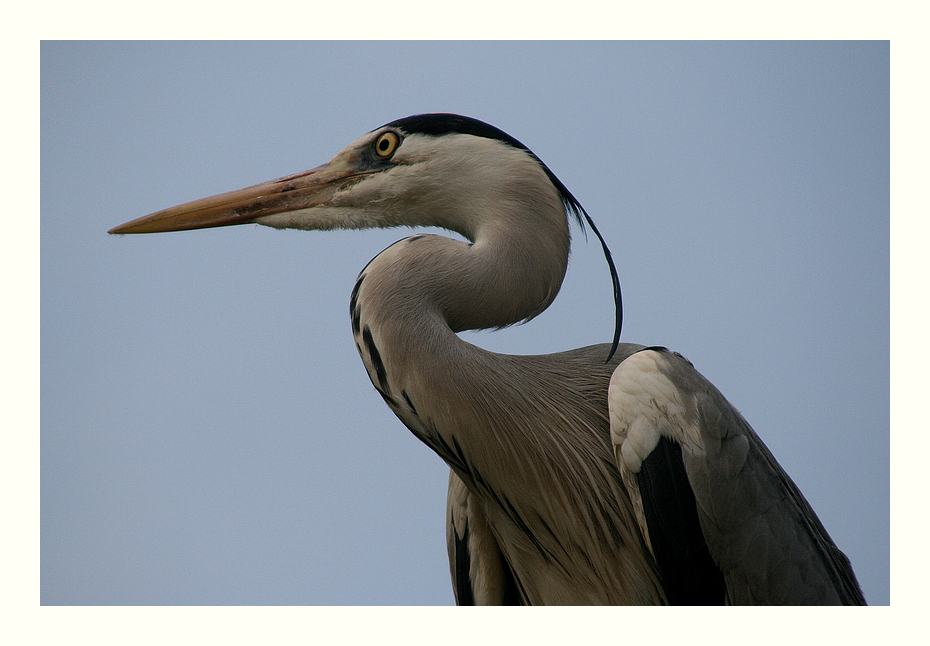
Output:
[
  {"xmin": 358, "ymin": 218, "xmax": 569, "ymax": 337},
  {"xmin": 349, "ymin": 207, "xmax": 569, "ymax": 409}
]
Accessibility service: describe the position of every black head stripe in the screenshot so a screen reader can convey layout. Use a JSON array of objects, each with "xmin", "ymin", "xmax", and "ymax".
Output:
[{"xmin": 383, "ymin": 113, "xmax": 530, "ymax": 153}]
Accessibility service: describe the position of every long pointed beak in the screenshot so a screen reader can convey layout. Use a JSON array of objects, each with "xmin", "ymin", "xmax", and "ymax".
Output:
[{"xmin": 108, "ymin": 158, "xmax": 363, "ymax": 235}]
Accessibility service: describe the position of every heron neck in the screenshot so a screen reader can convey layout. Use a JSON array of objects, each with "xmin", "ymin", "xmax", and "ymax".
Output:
[
  {"xmin": 361, "ymin": 223, "xmax": 569, "ymax": 335},
  {"xmin": 349, "ymin": 217, "xmax": 569, "ymax": 406}
]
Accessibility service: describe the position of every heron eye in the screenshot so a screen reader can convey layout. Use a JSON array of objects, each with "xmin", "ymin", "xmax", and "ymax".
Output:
[{"xmin": 374, "ymin": 131, "xmax": 400, "ymax": 158}]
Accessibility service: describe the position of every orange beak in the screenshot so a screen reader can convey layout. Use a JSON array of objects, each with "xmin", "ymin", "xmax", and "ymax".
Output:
[{"xmin": 108, "ymin": 155, "xmax": 368, "ymax": 235}]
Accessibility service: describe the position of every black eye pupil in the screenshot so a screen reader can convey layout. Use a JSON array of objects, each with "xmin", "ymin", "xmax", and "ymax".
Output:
[{"xmin": 379, "ymin": 139, "xmax": 389, "ymax": 151}]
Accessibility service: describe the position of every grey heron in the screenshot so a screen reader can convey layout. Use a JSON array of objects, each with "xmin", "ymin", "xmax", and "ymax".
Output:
[{"xmin": 109, "ymin": 113, "xmax": 865, "ymax": 605}]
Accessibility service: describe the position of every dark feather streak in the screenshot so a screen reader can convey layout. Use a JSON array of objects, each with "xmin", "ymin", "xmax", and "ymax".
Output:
[
  {"xmin": 350, "ymin": 274, "xmax": 364, "ymax": 336},
  {"xmin": 361, "ymin": 325, "xmax": 390, "ymax": 395}
]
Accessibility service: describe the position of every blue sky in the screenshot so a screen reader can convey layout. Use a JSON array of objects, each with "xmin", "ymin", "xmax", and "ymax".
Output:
[{"xmin": 41, "ymin": 41, "xmax": 888, "ymax": 606}]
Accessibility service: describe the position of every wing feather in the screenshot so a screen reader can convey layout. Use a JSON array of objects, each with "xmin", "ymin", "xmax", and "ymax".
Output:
[{"xmin": 609, "ymin": 347, "xmax": 865, "ymax": 605}]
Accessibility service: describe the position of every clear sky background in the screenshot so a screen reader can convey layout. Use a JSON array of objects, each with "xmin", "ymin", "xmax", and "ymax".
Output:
[{"xmin": 41, "ymin": 41, "xmax": 888, "ymax": 606}]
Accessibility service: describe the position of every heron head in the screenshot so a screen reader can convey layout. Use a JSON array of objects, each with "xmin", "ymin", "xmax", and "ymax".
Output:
[{"xmin": 109, "ymin": 113, "xmax": 568, "ymax": 242}]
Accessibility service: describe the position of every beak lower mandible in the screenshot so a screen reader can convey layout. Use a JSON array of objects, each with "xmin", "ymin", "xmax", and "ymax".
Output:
[{"xmin": 108, "ymin": 157, "xmax": 361, "ymax": 235}]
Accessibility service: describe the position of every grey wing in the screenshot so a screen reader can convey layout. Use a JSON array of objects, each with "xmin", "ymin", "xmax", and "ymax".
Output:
[
  {"xmin": 446, "ymin": 470, "xmax": 523, "ymax": 605},
  {"xmin": 609, "ymin": 347, "xmax": 865, "ymax": 605}
]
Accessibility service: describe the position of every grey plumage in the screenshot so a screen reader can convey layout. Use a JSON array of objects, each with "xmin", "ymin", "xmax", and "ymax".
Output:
[
  {"xmin": 611, "ymin": 348, "xmax": 862, "ymax": 604},
  {"xmin": 109, "ymin": 113, "xmax": 864, "ymax": 605}
]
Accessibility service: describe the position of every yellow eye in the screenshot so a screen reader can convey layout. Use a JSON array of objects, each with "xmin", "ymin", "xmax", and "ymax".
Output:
[{"xmin": 374, "ymin": 131, "xmax": 400, "ymax": 158}]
